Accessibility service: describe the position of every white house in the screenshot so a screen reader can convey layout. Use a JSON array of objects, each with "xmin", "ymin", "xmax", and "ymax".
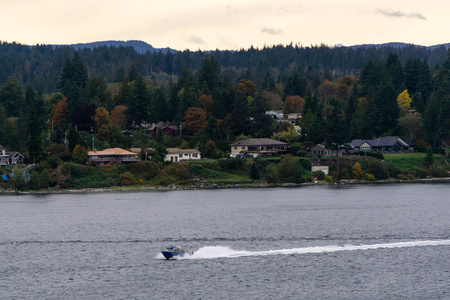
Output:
[{"xmin": 165, "ymin": 148, "xmax": 201, "ymax": 162}]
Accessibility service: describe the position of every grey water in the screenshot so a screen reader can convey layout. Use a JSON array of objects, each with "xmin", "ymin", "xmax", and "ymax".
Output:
[{"xmin": 1, "ymin": 184, "xmax": 449, "ymax": 299}]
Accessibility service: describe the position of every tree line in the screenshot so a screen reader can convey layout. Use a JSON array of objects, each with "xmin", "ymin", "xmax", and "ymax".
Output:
[{"xmin": 0, "ymin": 41, "xmax": 449, "ymax": 164}]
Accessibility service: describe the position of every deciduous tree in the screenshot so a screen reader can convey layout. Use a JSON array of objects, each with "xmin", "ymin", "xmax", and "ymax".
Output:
[
  {"xmin": 93, "ymin": 107, "xmax": 111, "ymax": 141},
  {"xmin": 283, "ymin": 95, "xmax": 304, "ymax": 114},
  {"xmin": 397, "ymin": 89, "xmax": 412, "ymax": 116},
  {"xmin": 111, "ymin": 105, "xmax": 128, "ymax": 128},
  {"xmin": 182, "ymin": 107, "xmax": 206, "ymax": 135}
]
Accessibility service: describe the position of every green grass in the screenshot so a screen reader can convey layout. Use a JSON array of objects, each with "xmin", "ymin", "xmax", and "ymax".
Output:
[{"xmin": 383, "ymin": 153, "xmax": 427, "ymax": 160}]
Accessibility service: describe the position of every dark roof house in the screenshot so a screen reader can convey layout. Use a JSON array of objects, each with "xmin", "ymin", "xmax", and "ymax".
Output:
[
  {"xmin": 229, "ymin": 138, "xmax": 289, "ymax": 157},
  {"xmin": 350, "ymin": 136, "xmax": 414, "ymax": 153}
]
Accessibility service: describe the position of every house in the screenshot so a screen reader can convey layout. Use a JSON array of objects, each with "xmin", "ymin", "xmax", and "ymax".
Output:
[
  {"xmin": 285, "ymin": 113, "xmax": 302, "ymax": 126},
  {"xmin": 265, "ymin": 110, "xmax": 284, "ymax": 122},
  {"xmin": 265, "ymin": 111, "xmax": 302, "ymax": 125},
  {"xmin": 0, "ymin": 144, "xmax": 25, "ymax": 166},
  {"xmin": 164, "ymin": 148, "xmax": 201, "ymax": 162},
  {"xmin": 0, "ymin": 146, "xmax": 8, "ymax": 166},
  {"xmin": 311, "ymin": 166, "xmax": 329, "ymax": 175},
  {"xmin": 6, "ymin": 151, "xmax": 25, "ymax": 165},
  {"xmin": 148, "ymin": 125, "xmax": 180, "ymax": 137},
  {"xmin": 130, "ymin": 148, "xmax": 155, "ymax": 160},
  {"xmin": 350, "ymin": 136, "xmax": 414, "ymax": 153},
  {"xmin": 88, "ymin": 148, "xmax": 141, "ymax": 165},
  {"xmin": 310, "ymin": 144, "xmax": 346, "ymax": 157},
  {"xmin": 229, "ymin": 138, "xmax": 289, "ymax": 157}
]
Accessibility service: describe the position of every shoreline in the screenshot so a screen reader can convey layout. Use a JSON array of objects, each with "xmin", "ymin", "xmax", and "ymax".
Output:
[{"xmin": 2, "ymin": 177, "xmax": 450, "ymax": 195}]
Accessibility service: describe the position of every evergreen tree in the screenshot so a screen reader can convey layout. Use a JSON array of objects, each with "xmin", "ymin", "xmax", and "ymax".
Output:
[
  {"xmin": 324, "ymin": 105, "xmax": 347, "ymax": 179},
  {"xmin": 250, "ymin": 93, "xmax": 274, "ymax": 138},
  {"xmin": 128, "ymin": 74, "xmax": 151, "ymax": 128},
  {"xmin": 24, "ymin": 85, "xmax": 45, "ymax": 163},
  {"xmin": 67, "ymin": 127, "xmax": 79, "ymax": 153},
  {"xmin": 202, "ymin": 116, "xmax": 220, "ymax": 142},
  {"xmin": 284, "ymin": 68, "xmax": 307, "ymax": 98},
  {"xmin": 197, "ymin": 56, "xmax": 221, "ymax": 95},
  {"xmin": 385, "ymin": 52, "xmax": 404, "ymax": 93},
  {"xmin": 153, "ymin": 87, "xmax": 169, "ymax": 122},
  {"xmin": 58, "ymin": 54, "xmax": 88, "ymax": 116},
  {"xmin": 0, "ymin": 77, "xmax": 24, "ymax": 117}
]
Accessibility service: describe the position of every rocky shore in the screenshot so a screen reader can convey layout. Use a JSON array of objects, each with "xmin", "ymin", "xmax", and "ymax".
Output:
[{"xmin": 2, "ymin": 177, "xmax": 449, "ymax": 195}]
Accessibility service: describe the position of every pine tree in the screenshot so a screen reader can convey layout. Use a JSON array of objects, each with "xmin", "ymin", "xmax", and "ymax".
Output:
[
  {"xmin": 128, "ymin": 74, "xmax": 151, "ymax": 128},
  {"xmin": 385, "ymin": 52, "xmax": 404, "ymax": 93},
  {"xmin": 0, "ymin": 77, "xmax": 24, "ymax": 117},
  {"xmin": 24, "ymin": 85, "xmax": 45, "ymax": 163},
  {"xmin": 197, "ymin": 56, "xmax": 221, "ymax": 95}
]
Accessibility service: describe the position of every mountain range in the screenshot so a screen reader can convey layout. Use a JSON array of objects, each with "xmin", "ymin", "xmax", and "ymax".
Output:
[
  {"xmin": 61, "ymin": 40, "xmax": 177, "ymax": 54},
  {"xmin": 61, "ymin": 40, "xmax": 450, "ymax": 54}
]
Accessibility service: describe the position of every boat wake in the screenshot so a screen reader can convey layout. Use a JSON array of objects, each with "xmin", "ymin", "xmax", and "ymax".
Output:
[{"xmin": 170, "ymin": 239, "xmax": 450, "ymax": 260}]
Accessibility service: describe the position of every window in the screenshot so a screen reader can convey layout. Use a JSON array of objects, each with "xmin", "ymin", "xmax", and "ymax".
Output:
[
  {"xmin": 193, "ymin": 153, "xmax": 198, "ymax": 158},
  {"xmin": 234, "ymin": 146, "xmax": 237, "ymax": 150}
]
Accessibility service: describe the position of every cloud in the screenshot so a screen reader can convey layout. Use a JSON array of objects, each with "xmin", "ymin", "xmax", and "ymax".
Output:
[
  {"xmin": 261, "ymin": 27, "xmax": 283, "ymax": 35},
  {"xmin": 185, "ymin": 34, "xmax": 204, "ymax": 45},
  {"xmin": 374, "ymin": 9, "xmax": 426, "ymax": 20}
]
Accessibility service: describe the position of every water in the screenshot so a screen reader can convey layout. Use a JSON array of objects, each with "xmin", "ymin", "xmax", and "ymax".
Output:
[{"xmin": 1, "ymin": 184, "xmax": 449, "ymax": 299}]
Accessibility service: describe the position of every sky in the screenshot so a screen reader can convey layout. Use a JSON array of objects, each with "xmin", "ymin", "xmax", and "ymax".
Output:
[{"xmin": 1, "ymin": 0, "xmax": 449, "ymax": 50}]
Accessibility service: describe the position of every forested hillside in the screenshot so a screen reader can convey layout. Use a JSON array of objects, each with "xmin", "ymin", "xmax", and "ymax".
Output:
[{"xmin": 0, "ymin": 40, "xmax": 449, "ymax": 165}]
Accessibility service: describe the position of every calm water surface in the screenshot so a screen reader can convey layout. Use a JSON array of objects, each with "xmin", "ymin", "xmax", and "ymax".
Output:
[{"xmin": 1, "ymin": 184, "xmax": 449, "ymax": 299}]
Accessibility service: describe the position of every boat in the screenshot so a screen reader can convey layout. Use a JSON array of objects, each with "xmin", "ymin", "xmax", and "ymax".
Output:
[{"xmin": 161, "ymin": 246, "xmax": 192, "ymax": 259}]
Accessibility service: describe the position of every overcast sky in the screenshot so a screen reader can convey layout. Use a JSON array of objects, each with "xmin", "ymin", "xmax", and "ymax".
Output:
[{"xmin": 1, "ymin": 0, "xmax": 448, "ymax": 50}]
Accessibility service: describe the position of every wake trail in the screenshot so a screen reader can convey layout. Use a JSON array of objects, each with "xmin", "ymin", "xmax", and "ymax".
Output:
[{"xmin": 174, "ymin": 239, "xmax": 450, "ymax": 260}]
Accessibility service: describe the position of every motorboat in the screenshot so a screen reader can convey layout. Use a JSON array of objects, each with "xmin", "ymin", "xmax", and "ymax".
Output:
[{"xmin": 161, "ymin": 246, "xmax": 192, "ymax": 259}]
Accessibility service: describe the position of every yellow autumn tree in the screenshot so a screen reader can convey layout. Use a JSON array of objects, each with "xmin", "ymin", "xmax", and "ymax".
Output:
[
  {"xmin": 93, "ymin": 107, "xmax": 111, "ymax": 141},
  {"xmin": 397, "ymin": 89, "xmax": 412, "ymax": 116},
  {"xmin": 352, "ymin": 162, "xmax": 365, "ymax": 179}
]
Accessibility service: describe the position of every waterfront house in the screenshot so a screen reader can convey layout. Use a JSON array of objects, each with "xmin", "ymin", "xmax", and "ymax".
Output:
[
  {"xmin": 88, "ymin": 148, "xmax": 141, "ymax": 165},
  {"xmin": 310, "ymin": 144, "xmax": 345, "ymax": 157},
  {"xmin": 350, "ymin": 136, "xmax": 414, "ymax": 153},
  {"xmin": 0, "ymin": 144, "xmax": 25, "ymax": 166},
  {"xmin": 164, "ymin": 148, "xmax": 201, "ymax": 162},
  {"xmin": 229, "ymin": 138, "xmax": 289, "ymax": 157}
]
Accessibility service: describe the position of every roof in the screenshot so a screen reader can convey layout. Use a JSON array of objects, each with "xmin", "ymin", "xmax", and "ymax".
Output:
[
  {"xmin": 230, "ymin": 138, "xmax": 288, "ymax": 147},
  {"xmin": 166, "ymin": 148, "xmax": 200, "ymax": 154},
  {"xmin": 88, "ymin": 148, "xmax": 139, "ymax": 156},
  {"xmin": 351, "ymin": 136, "xmax": 413, "ymax": 148},
  {"xmin": 6, "ymin": 151, "xmax": 24, "ymax": 157}
]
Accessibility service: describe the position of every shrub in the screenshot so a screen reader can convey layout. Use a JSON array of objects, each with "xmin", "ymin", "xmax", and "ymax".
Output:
[
  {"xmin": 397, "ymin": 174, "xmax": 408, "ymax": 180},
  {"xmin": 28, "ymin": 172, "xmax": 41, "ymax": 190},
  {"xmin": 264, "ymin": 163, "xmax": 279, "ymax": 184},
  {"xmin": 217, "ymin": 158, "xmax": 246, "ymax": 172},
  {"xmin": 128, "ymin": 161, "xmax": 157, "ymax": 180},
  {"xmin": 364, "ymin": 173, "xmax": 376, "ymax": 181},
  {"xmin": 156, "ymin": 175, "xmax": 175, "ymax": 186},
  {"xmin": 120, "ymin": 172, "xmax": 136, "ymax": 186},
  {"xmin": 313, "ymin": 170, "xmax": 326, "ymax": 180},
  {"xmin": 278, "ymin": 155, "xmax": 305, "ymax": 183},
  {"xmin": 299, "ymin": 159, "xmax": 312, "ymax": 171},
  {"xmin": 324, "ymin": 175, "xmax": 334, "ymax": 183},
  {"xmin": 367, "ymin": 160, "xmax": 388, "ymax": 180},
  {"xmin": 72, "ymin": 144, "xmax": 88, "ymax": 164}
]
